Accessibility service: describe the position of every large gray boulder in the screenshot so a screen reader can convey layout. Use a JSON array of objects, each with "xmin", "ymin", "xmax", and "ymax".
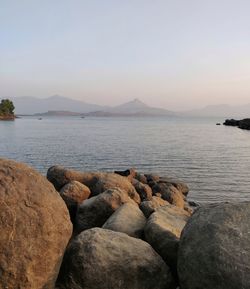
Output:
[
  {"xmin": 0, "ymin": 159, "xmax": 72, "ymax": 289},
  {"xmin": 103, "ymin": 203, "xmax": 146, "ymax": 238},
  {"xmin": 144, "ymin": 205, "xmax": 190, "ymax": 271},
  {"xmin": 178, "ymin": 202, "xmax": 250, "ymax": 289},
  {"xmin": 57, "ymin": 228, "xmax": 175, "ymax": 289},
  {"xmin": 75, "ymin": 188, "xmax": 136, "ymax": 233}
]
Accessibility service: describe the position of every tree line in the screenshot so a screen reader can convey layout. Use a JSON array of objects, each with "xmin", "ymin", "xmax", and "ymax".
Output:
[{"xmin": 0, "ymin": 99, "xmax": 15, "ymax": 116}]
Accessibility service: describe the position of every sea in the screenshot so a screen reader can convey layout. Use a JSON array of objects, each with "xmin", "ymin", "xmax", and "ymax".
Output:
[{"xmin": 1, "ymin": 115, "xmax": 250, "ymax": 204}]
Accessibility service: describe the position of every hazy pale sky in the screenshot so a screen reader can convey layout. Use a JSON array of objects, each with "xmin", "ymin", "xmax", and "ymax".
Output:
[{"xmin": 1, "ymin": 0, "xmax": 250, "ymax": 110}]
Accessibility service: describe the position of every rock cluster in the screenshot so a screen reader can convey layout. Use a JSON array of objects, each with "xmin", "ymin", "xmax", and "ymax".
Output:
[
  {"xmin": 223, "ymin": 118, "xmax": 250, "ymax": 130},
  {"xmin": 1, "ymin": 158, "xmax": 249, "ymax": 289}
]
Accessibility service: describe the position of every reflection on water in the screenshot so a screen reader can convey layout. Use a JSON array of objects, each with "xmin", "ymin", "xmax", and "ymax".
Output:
[{"xmin": 1, "ymin": 116, "xmax": 250, "ymax": 203}]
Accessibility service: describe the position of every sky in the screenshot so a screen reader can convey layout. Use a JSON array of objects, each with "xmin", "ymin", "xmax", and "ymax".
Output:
[{"xmin": 1, "ymin": 0, "xmax": 250, "ymax": 110}]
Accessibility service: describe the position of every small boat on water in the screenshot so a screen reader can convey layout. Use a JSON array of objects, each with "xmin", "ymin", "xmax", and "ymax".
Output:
[{"xmin": 38, "ymin": 118, "xmax": 42, "ymax": 120}]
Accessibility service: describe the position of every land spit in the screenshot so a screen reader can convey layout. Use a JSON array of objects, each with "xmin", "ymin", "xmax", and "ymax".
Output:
[{"xmin": 0, "ymin": 158, "xmax": 249, "ymax": 289}]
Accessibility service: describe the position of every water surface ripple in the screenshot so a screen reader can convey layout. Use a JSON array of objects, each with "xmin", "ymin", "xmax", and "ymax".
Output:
[{"xmin": 1, "ymin": 116, "xmax": 250, "ymax": 203}]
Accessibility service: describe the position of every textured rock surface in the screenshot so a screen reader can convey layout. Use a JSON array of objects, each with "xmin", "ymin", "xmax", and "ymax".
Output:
[
  {"xmin": 132, "ymin": 179, "xmax": 153, "ymax": 201},
  {"xmin": 0, "ymin": 159, "xmax": 72, "ymax": 289},
  {"xmin": 75, "ymin": 188, "xmax": 136, "ymax": 233},
  {"xmin": 91, "ymin": 173, "xmax": 141, "ymax": 203},
  {"xmin": 60, "ymin": 180, "xmax": 91, "ymax": 203},
  {"xmin": 60, "ymin": 180, "xmax": 91, "ymax": 221},
  {"xmin": 159, "ymin": 177, "xmax": 189, "ymax": 195},
  {"xmin": 103, "ymin": 203, "xmax": 146, "ymax": 238},
  {"xmin": 140, "ymin": 196, "xmax": 169, "ymax": 218},
  {"xmin": 145, "ymin": 205, "xmax": 190, "ymax": 270},
  {"xmin": 57, "ymin": 228, "xmax": 175, "ymax": 289},
  {"xmin": 47, "ymin": 165, "xmax": 101, "ymax": 191},
  {"xmin": 134, "ymin": 172, "xmax": 148, "ymax": 184},
  {"xmin": 178, "ymin": 202, "xmax": 250, "ymax": 289},
  {"xmin": 152, "ymin": 183, "xmax": 185, "ymax": 208}
]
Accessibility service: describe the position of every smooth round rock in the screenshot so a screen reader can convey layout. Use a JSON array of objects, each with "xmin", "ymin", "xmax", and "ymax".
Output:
[
  {"xmin": 103, "ymin": 203, "xmax": 146, "ymax": 238},
  {"xmin": 57, "ymin": 228, "xmax": 175, "ymax": 289},
  {"xmin": 145, "ymin": 205, "xmax": 190, "ymax": 270}
]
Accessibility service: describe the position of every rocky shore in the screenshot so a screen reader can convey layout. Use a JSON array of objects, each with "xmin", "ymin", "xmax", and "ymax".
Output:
[
  {"xmin": 223, "ymin": 118, "xmax": 250, "ymax": 130},
  {"xmin": 0, "ymin": 158, "xmax": 249, "ymax": 289},
  {"xmin": 0, "ymin": 114, "xmax": 15, "ymax": 120}
]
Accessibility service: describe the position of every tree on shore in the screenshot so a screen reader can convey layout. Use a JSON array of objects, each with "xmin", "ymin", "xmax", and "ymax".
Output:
[{"xmin": 0, "ymin": 99, "xmax": 15, "ymax": 116}]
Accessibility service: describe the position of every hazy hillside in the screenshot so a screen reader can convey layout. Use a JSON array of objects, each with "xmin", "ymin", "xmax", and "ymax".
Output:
[
  {"xmin": 10, "ymin": 95, "xmax": 107, "ymax": 115},
  {"xmin": 183, "ymin": 104, "xmax": 250, "ymax": 118},
  {"xmin": 101, "ymin": 98, "xmax": 175, "ymax": 116}
]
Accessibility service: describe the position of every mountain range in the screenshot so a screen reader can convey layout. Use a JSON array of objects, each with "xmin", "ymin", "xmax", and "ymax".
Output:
[
  {"xmin": 9, "ymin": 96, "xmax": 175, "ymax": 116},
  {"xmin": 4, "ymin": 95, "xmax": 250, "ymax": 117}
]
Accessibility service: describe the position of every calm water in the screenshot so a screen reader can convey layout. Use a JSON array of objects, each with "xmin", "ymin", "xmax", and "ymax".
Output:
[{"xmin": 1, "ymin": 116, "xmax": 250, "ymax": 203}]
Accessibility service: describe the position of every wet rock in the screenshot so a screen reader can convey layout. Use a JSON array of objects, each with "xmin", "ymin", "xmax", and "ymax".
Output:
[
  {"xmin": 103, "ymin": 203, "xmax": 146, "ymax": 238},
  {"xmin": 57, "ymin": 228, "xmax": 175, "ymax": 289},
  {"xmin": 0, "ymin": 159, "xmax": 72, "ymax": 289},
  {"xmin": 178, "ymin": 202, "xmax": 250, "ymax": 289},
  {"xmin": 75, "ymin": 188, "xmax": 136, "ymax": 233},
  {"xmin": 140, "ymin": 196, "xmax": 169, "ymax": 218},
  {"xmin": 145, "ymin": 205, "xmax": 190, "ymax": 273}
]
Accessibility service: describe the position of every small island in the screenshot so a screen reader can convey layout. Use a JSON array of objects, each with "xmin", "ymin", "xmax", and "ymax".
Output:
[
  {"xmin": 0, "ymin": 99, "xmax": 15, "ymax": 120},
  {"xmin": 223, "ymin": 118, "xmax": 250, "ymax": 130}
]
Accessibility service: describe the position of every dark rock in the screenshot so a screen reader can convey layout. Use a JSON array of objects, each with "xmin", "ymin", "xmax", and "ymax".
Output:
[
  {"xmin": 57, "ymin": 228, "xmax": 175, "ymax": 289},
  {"xmin": 75, "ymin": 188, "xmax": 137, "ymax": 233},
  {"xmin": 132, "ymin": 179, "xmax": 153, "ymax": 201},
  {"xmin": 178, "ymin": 202, "xmax": 250, "ymax": 289},
  {"xmin": 140, "ymin": 196, "xmax": 169, "ymax": 218},
  {"xmin": 145, "ymin": 173, "xmax": 160, "ymax": 183},
  {"xmin": 158, "ymin": 177, "xmax": 189, "ymax": 195},
  {"xmin": 0, "ymin": 159, "xmax": 72, "ymax": 289},
  {"xmin": 238, "ymin": 118, "xmax": 250, "ymax": 130},
  {"xmin": 114, "ymin": 168, "xmax": 136, "ymax": 180},
  {"xmin": 144, "ymin": 205, "xmax": 190, "ymax": 274},
  {"xmin": 223, "ymin": 119, "xmax": 240, "ymax": 126},
  {"xmin": 103, "ymin": 203, "xmax": 146, "ymax": 238},
  {"xmin": 134, "ymin": 172, "xmax": 148, "ymax": 184}
]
